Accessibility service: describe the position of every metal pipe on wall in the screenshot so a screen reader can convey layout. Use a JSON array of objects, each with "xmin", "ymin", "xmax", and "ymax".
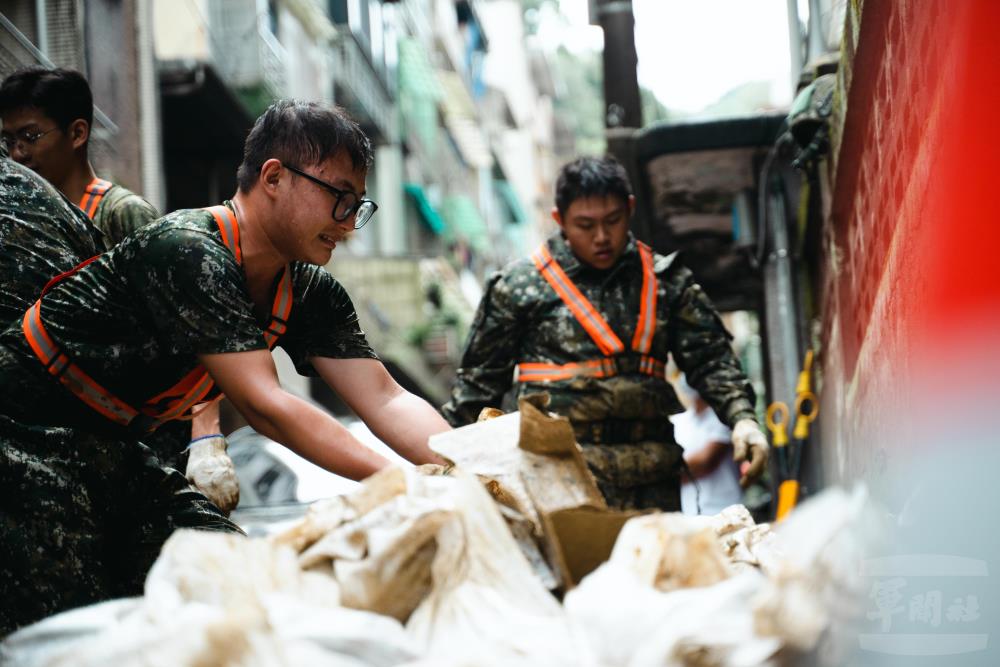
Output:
[{"xmin": 136, "ymin": 0, "xmax": 165, "ymax": 212}]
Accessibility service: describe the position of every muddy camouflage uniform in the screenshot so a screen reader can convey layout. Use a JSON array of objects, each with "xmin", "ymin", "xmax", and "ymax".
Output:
[
  {"xmin": 0, "ymin": 203, "xmax": 373, "ymax": 635},
  {"xmin": 89, "ymin": 183, "xmax": 159, "ymax": 251},
  {"xmin": 0, "ymin": 157, "xmax": 233, "ymax": 636},
  {"xmin": 85, "ymin": 182, "xmax": 195, "ymax": 467},
  {"xmin": 0, "ymin": 155, "xmax": 100, "ymax": 326},
  {"xmin": 443, "ymin": 233, "xmax": 756, "ymax": 511}
]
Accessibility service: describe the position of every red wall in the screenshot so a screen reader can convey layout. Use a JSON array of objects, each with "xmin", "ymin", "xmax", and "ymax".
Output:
[{"xmin": 818, "ymin": 0, "xmax": 1000, "ymax": 499}]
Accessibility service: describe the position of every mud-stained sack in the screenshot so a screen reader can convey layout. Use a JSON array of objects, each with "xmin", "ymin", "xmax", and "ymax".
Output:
[{"xmin": 0, "ymin": 531, "xmax": 418, "ymax": 667}]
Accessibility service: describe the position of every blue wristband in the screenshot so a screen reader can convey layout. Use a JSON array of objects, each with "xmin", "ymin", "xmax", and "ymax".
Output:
[{"xmin": 186, "ymin": 433, "xmax": 224, "ymax": 451}]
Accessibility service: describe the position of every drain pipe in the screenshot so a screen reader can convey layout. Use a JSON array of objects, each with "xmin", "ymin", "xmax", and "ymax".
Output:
[{"xmin": 136, "ymin": 0, "xmax": 165, "ymax": 212}]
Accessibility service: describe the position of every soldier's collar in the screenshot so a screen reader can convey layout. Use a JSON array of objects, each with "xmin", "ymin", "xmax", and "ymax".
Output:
[{"xmin": 547, "ymin": 232, "xmax": 640, "ymax": 276}]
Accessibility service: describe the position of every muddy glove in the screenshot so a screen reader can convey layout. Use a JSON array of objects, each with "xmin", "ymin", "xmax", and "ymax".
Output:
[
  {"xmin": 185, "ymin": 434, "xmax": 239, "ymax": 514},
  {"xmin": 731, "ymin": 419, "xmax": 769, "ymax": 488}
]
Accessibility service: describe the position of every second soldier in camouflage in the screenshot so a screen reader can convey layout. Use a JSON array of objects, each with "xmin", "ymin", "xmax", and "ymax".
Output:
[{"xmin": 444, "ymin": 156, "xmax": 768, "ymax": 511}]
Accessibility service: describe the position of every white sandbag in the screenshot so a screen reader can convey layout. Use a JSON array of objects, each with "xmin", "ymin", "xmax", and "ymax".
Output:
[
  {"xmin": 311, "ymin": 495, "xmax": 452, "ymax": 621},
  {"xmin": 0, "ymin": 598, "xmax": 142, "ymax": 667},
  {"xmin": 272, "ymin": 467, "xmax": 447, "ymax": 622},
  {"xmin": 692, "ymin": 504, "xmax": 781, "ymax": 574},
  {"xmin": 565, "ymin": 487, "xmax": 878, "ymax": 667},
  {"xmin": 563, "ymin": 509, "xmax": 779, "ymax": 666},
  {"xmin": 428, "ymin": 400, "xmax": 605, "ymax": 536},
  {"xmin": 271, "ymin": 464, "xmax": 589, "ymax": 665},
  {"xmin": 565, "ymin": 564, "xmax": 779, "ymax": 667},
  {"xmin": 28, "ymin": 598, "xmax": 418, "ymax": 667},
  {"xmin": 609, "ymin": 513, "xmax": 735, "ymax": 591},
  {"xmin": 402, "ymin": 470, "xmax": 593, "ymax": 666},
  {"xmin": 1, "ymin": 530, "xmax": 418, "ymax": 667},
  {"xmin": 752, "ymin": 486, "xmax": 877, "ymax": 661}
]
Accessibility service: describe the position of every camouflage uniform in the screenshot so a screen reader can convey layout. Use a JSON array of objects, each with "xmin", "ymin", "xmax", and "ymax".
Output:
[
  {"xmin": 443, "ymin": 233, "xmax": 756, "ymax": 511},
  {"xmin": 0, "ymin": 159, "xmax": 229, "ymax": 635},
  {"xmin": 0, "ymin": 203, "xmax": 374, "ymax": 634},
  {"xmin": 89, "ymin": 183, "xmax": 159, "ymax": 251},
  {"xmin": 0, "ymin": 156, "xmax": 100, "ymax": 326},
  {"xmin": 85, "ymin": 182, "xmax": 194, "ymax": 467}
]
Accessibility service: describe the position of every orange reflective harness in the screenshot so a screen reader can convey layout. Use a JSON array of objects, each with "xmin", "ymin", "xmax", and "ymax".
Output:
[
  {"xmin": 21, "ymin": 205, "xmax": 293, "ymax": 432},
  {"xmin": 78, "ymin": 177, "xmax": 113, "ymax": 219},
  {"xmin": 517, "ymin": 241, "xmax": 665, "ymax": 383}
]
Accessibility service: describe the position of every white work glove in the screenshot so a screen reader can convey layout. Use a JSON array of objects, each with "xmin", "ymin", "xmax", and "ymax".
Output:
[
  {"xmin": 732, "ymin": 419, "xmax": 770, "ymax": 488},
  {"xmin": 185, "ymin": 435, "xmax": 240, "ymax": 514}
]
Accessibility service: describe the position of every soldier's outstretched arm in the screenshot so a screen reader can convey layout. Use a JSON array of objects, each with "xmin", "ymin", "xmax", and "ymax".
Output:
[
  {"xmin": 666, "ymin": 264, "xmax": 756, "ymax": 427},
  {"xmin": 200, "ymin": 348, "xmax": 391, "ymax": 481},
  {"xmin": 312, "ymin": 356, "xmax": 449, "ymax": 466},
  {"xmin": 667, "ymin": 267, "xmax": 769, "ymax": 485},
  {"xmin": 441, "ymin": 272, "xmax": 523, "ymax": 426}
]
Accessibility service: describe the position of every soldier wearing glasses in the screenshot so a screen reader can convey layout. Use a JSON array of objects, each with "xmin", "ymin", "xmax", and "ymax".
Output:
[
  {"xmin": 0, "ymin": 100, "xmax": 449, "ymax": 634},
  {"xmin": 0, "ymin": 67, "xmax": 158, "ymax": 247}
]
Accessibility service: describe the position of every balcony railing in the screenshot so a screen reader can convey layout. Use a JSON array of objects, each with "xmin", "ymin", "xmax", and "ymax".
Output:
[
  {"xmin": 330, "ymin": 29, "xmax": 393, "ymax": 142},
  {"xmin": 207, "ymin": 0, "xmax": 286, "ymax": 101}
]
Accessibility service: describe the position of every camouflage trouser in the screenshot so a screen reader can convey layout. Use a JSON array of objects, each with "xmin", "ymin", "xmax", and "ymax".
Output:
[
  {"xmin": 555, "ymin": 377, "xmax": 684, "ymax": 512},
  {"xmin": 580, "ymin": 440, "xmax": 683, "ymax": 512},
  {"xmin": 0, "ymin": 414, "xmax": 242, "ymax": 637},
  {"xmin": 142, "ymin": 419, "xmax": 192, "ymax": 471}
]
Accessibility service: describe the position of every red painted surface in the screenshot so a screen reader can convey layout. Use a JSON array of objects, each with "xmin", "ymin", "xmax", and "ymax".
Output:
[{"xmin": 818, "ymin": 1, "xmax": 1000, "ymax": 491}]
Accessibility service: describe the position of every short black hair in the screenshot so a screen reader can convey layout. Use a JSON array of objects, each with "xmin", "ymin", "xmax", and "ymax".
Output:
[
  {"xmin": 236, "ymin": 99, "xmax": 374, "ymax": 193},
  {"xmin": 554, "ymin": 155, "xmax": 632, "ymax": 215},
  {"xmin": 0, "ymin": 67, "xmax": 93, "ymax": 133}
]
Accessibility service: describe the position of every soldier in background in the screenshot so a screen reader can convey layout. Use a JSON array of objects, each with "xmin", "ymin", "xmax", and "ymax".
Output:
[
  {"xmin": 444, "ymin": 156, "xmax": 769, "ymax": 511},
  {"xmin": 0, "ymin": 67, "xmax": 234, "ymax": 509},
  {"xmin": 0, "ymin": 67, "xmax": 157, "ymax": 247}
]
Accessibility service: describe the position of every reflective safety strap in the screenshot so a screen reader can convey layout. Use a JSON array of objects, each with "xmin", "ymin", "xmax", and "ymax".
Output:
[
  {"xmin": 141, "ymin": 364, "xmax": 217, "ymax": 426},
  {"xmin": 630, "ymin": 242, "xmax": 658, "ymax": 355},
  {"xmin": 139, "ymin": 206, "xmax": 294, "ymax": 422},
  {"xmin": 263, "ymin": 267, "xmax": 293, "ymax": 348},
  {"xmin": 516, "ymin": 359, "xmax": 616, "ymax": 382},
  {"xmin": 204, "ymin": 203, "xmax": 290, "ymax": 350},
  {"xmin": 79, "ymin": 177, "xmax": 113, "ymax": 220},
  {"xmin": 638, "ymin": 355, "xmax": 665, "ymax": 378},
  {"xmin": 517, "ymin": 355, "xmax": 665, "ymax": 383},
  {"xmin": 205, "ymin": 205, "xmax": 242, "ymax": 263},
  {"xmin": 19, "ymin": 203, "xmax": 296, "ymax": 432},
  {"xmin": 22, "ymin": 300, "xmax": 140, "ymax": 426},
  {"xmin": 532, "ymin": 244, "xmax": 625, "ymax": 357}
]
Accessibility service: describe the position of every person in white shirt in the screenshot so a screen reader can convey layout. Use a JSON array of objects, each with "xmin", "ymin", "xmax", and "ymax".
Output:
[{"xmin": 670, "ymin": 376, "xmax": 744, "ymax": 515}]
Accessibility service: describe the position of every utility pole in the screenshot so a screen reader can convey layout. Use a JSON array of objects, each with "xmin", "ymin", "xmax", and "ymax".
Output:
[
  {"xmin": 592, "ymin": 0, "xmax": 642, "ymax": 131},
  {"xmin": 591, "ymin": 0, "xmax": 647, "ymax": 238}
]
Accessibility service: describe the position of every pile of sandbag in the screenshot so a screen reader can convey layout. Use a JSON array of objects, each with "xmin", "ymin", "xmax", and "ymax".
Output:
[
  {"xmin": 1, "ymin": 400, "xmax": 878, "ymax": 667},
  {"xmin": 563, "ymin": 486, "xmax": 876, "ymax": 666}
]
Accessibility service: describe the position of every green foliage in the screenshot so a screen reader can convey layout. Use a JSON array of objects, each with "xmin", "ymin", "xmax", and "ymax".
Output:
[
  {"xmin": 641, "ymin": 87, "xmax": 672, "ymax": 125},
  {"xmin": 236, "ymin": 84, "xmax": 276, "ymax": 119},
  {"xmin": 552, "ymin": 47, "xmax": 606, "ymax": 154},
  {"xmin": 551, "ymin": 46, "xmax": 677, "ymax": 153}
]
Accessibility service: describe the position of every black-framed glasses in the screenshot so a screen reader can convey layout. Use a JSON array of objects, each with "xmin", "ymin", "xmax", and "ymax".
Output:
[
  {"xmin": 284, "ymin": 164, "xmax": 378, "ymax": 229},
  {"xmin": 1, "ymin": 126, "xmax": 59, "ymax": 152}
]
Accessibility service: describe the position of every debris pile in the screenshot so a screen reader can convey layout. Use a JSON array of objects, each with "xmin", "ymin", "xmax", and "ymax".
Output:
[{"xmin": 1, "ymin": 400, "xmax": 877, "ymax": 666}]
